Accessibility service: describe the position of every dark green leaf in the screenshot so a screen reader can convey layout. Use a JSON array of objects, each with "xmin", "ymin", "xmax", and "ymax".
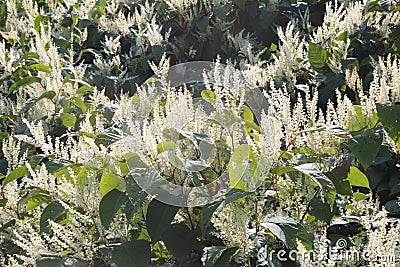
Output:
[
  {"xmin": 7, "ymin": 76, "xmax": 41, "ymax": 95},
  {"xmin": 384, "ymin": 200, "xmax": 400, "ymax": 216},
  {"xmin": 201, "ymin": 246, "xmax": 238, "ymax": 267},
  {"xmin": 310, "ymin": 198, "xmax": 334, "ymax": 223},
  {"xmin": 377, "ymin": 104, "xmax": 400, "ymax": 150},
  {"xmin": 162, "ymin": 223, "xmax": 195, "ymax": 263},
  {"xmin": 40, "ymin": 200, "xmax": 67, "ymax": 234},
  {"xmin": 348, "ymin": 129, "xmax": 382, "ymax": 170},
  {"xmin": 261, "ymin": 217, "xmax": 311, "ymax": 250},
  {"xmin": 111, "ymin": 240, "xmax": 151, "ymax": 267},
  {"xmin": 99, "ymin": 189, "xmax": 129, "ymax": 229},
  {"xmin": 146, "ymin": 199, "xmax": 179, "ymax": 243},
  {"xmin": 45, "ymin": 159, "xmax": 76, "ymax": 173},
  {"xmin": 2, "ymin": 166, "xmax": 28, "ymax": 186},
  {"xmin": 20, "ymin": 91, "xmax": 56, "ymax": 113},
  {"xmin": 295, "ymin": 163, "xmax": 336, "ymax": 209}
]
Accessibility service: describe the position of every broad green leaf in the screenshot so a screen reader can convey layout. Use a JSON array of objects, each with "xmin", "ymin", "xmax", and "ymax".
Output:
[
  {"xmin": 261, "ymin": 217, "xmax": 312, "ymax": 250},
  {"xmin": 60, "ymin": 113, "xmax": 76, "ymax": 128},
  {"xmin": 18, "ymin": 189, "xmax": 51, "ymax": 212},
  {"xmin": 162, "ymin": 223, "xmax": 195, "ymax": 263},
  {"xmin": 2, "ymin": 166, "xmax": 28, "ymax": 186},
  {"xmin": 0, "ymin": 219, "xmax": 16, "ymax": 233},
  {"xmin": 90, "ymin": 0, "xmax": 106, "ymax": 18},
  {"xmin": 8, "ymin": 76, "xmax": 41, "ymax": 95},
  {"xmin": 100, "ymin": 172, "xmax": 125, "ymax": 196},
  {"xmin": 76, "ymin": 85, "xmax": 94, "ymax": 95},
  {"xmin": 377, "ymin": 104, "xmax": 400, "ymax": 150},
  {"xmin": 347, "ymin": 167, "xmax": 370, "ymax": 189},
  {"xmin": 71, "ymin": 97, "xmax": 87, "ymax": 113},
  {"xmin": 146, "ymin": 199, "xmax": 179, "ymax": 243},
  {"xmin": 326, "ymin": 164, "xmax": 352, "ymax": 196},
  {"xmin": 45, "ymin": 159, "xmax": 76, "ymax": 173},
  {"xmin": 40, "ymin": 200, "xmax": 67, "ymax": 234},
  {"xmin": 26, "ymin": 64, "xmax": 52, "ymax": 73},
  {"xmin": 111, "ymin": 240, "xmax": 151, "ymax": 267},
  {"xmin": 20, "ymin": 91, "xmax": 56, "ymax": 113},
  {"xmin": 156, "ymin": 141, "xmax": 177, "ymax": 154},
  {"xmin": 228, "ymin": 144, "xmax": 250, "ymax": 190},
  {"xmin": 308, "ymin": 42, "xmax": 329, "ymax": 72},
  {"xmin": 348, "ymin": 129, "xmax": 382, "ymax": 170},
  {"xmin": 199, "ymin": 201, "xmax": 222, "ymax": 235},
  {"xmin": 201, "ymin": 246, "xmax": 238, "ymax": 267},
  {"xmin": 310, "ymin": 198, "xmax": 334, "ymax": 223},
  {"xmin": 201, "ymin": 89, "xmax": 216, "ymax": 103},
  {"xmin": 295, "ymin": 163, "xmax": 336, "ymax": 209},
  {"xmin": 348, "ymin": 105, "xmax": 379, "ymax": 131},
  {"xmin": 384, "ymin": 200, "xmax": 400, "ymax": 216},
  {"xmin": 99, "ymin": 189, "xmax": 129, "ymax": 229},
  {"xmin": 353, "ymin": 191, "xmax": 370, "ymax": 201}
]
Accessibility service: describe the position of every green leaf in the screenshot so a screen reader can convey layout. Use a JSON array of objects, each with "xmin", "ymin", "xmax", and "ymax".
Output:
[
  {"xmin": 201, "ymin": 89, "xmax": 216, "ymax": 103},
  {"xmin": 348, "ymin": 105, "xmax": 379, "ymax": 131},
  {"xmin": 377, "ymin": 104, "xmax": 400, "ymax": 150},
  {"xmin": 228, "ymin": 144, "xmax": 250, "ymax": 190},
  {"xmin": 26, "ymin": 64, "xmax": 52, "ymax": 73},
  {"xmin": 162, "ymin": 223, "xmax": 195, "ymax": 263},
  {"xmin": 21, "ymin": 91, "xmax": 56, "ymax": 113},
  {"xmin": 8, "ymin": 76, "xmax": 41, "ymax": 95},
  {"xmin": 99, "ymin": 189, "xmax": 129, "ymax": 229},
  {"xmin": 60, "ymin": 113, "xmax": 76, "ymax": 128},
  {"xmin": 0, "ymin": 198, "xmax": 7, "ymax": 207},
  {"xmin": 201, "ymin": 246, "xmax": 238, "ymax": 267},
  {"xmin": 156, "ymin": 141, "xmax": 177, "ymax": 154},
  {"xmin": 111, "ymin": 240, "xmax": 151, "ymax": 267},
  {"xmin": 2, "ymin": 166, "xmax": 28, "ymax": 186},
  {"xmin": 326, "ymin": 163, "xmax": 352, "ymax": 196},
  {"xmin": 384, "ymin": 200, "xmax": 400, "ymax": 216},
  {"xmin": 100, "ymin": 171, "xmax": 125, "ymax": 196},
  {"xmin": 308, "ymin": 43, "xmax": 329, "ymax": 72},
  {"xmin": 197, "ymin": 16, "xmax": 210, "ymax": 32},
  {"xmin": 34, "ymin": 15, "xmax": 50, "ymax": 32},
  {"xmin": 295, "ymin": 163, "xmax": 336, "ymax": 209},
  {"xmin": 347, "ymin": 167, "xmax": 370, "ymax": 189},
  {"xmin": 40, "ymin": 200, "xmax": 67, "ymax": 234},
  {"xmin": 261, "ymin": 217, "xmax": 312, "ymax": 250},
  {"xmin": 348, "ymin": 129, "xmax": 382, "ymax": 170},
  {"xmin": 310, "ymin": 198, "xmax": 334, "ymax": 223},
  {"xmin": 45, "ymin": 159, "xmax": 76, "ymax": 173},
  {"xmin": 23, "ymin": 189, "xmax": 51, "ymax": 212},
  {"xmin": 0, "ymin": 2, "xmax": 7, "ymax": 28},
  {"xmin": 90, "ymin": 0, "xmax": 106, "ymax": 18},
  {"xmin": 199, "ymin": 201, "xmax": 221, "ymax": 235},
  {"xmin": 76, "ymin": 85, "xmax": 95, "ymax": 95},
  {"xmin": 0, "ymin": 219, "xmax": 16, "ymax": 233},
  {"xmin": 146, "ymin": 199, "xmax": 179, "ymax": 243}
]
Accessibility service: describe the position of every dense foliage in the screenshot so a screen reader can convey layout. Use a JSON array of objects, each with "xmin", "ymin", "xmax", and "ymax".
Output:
[{"xmin": 1, "ymin": 0, "xmax": 400, "ymax": 266}]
